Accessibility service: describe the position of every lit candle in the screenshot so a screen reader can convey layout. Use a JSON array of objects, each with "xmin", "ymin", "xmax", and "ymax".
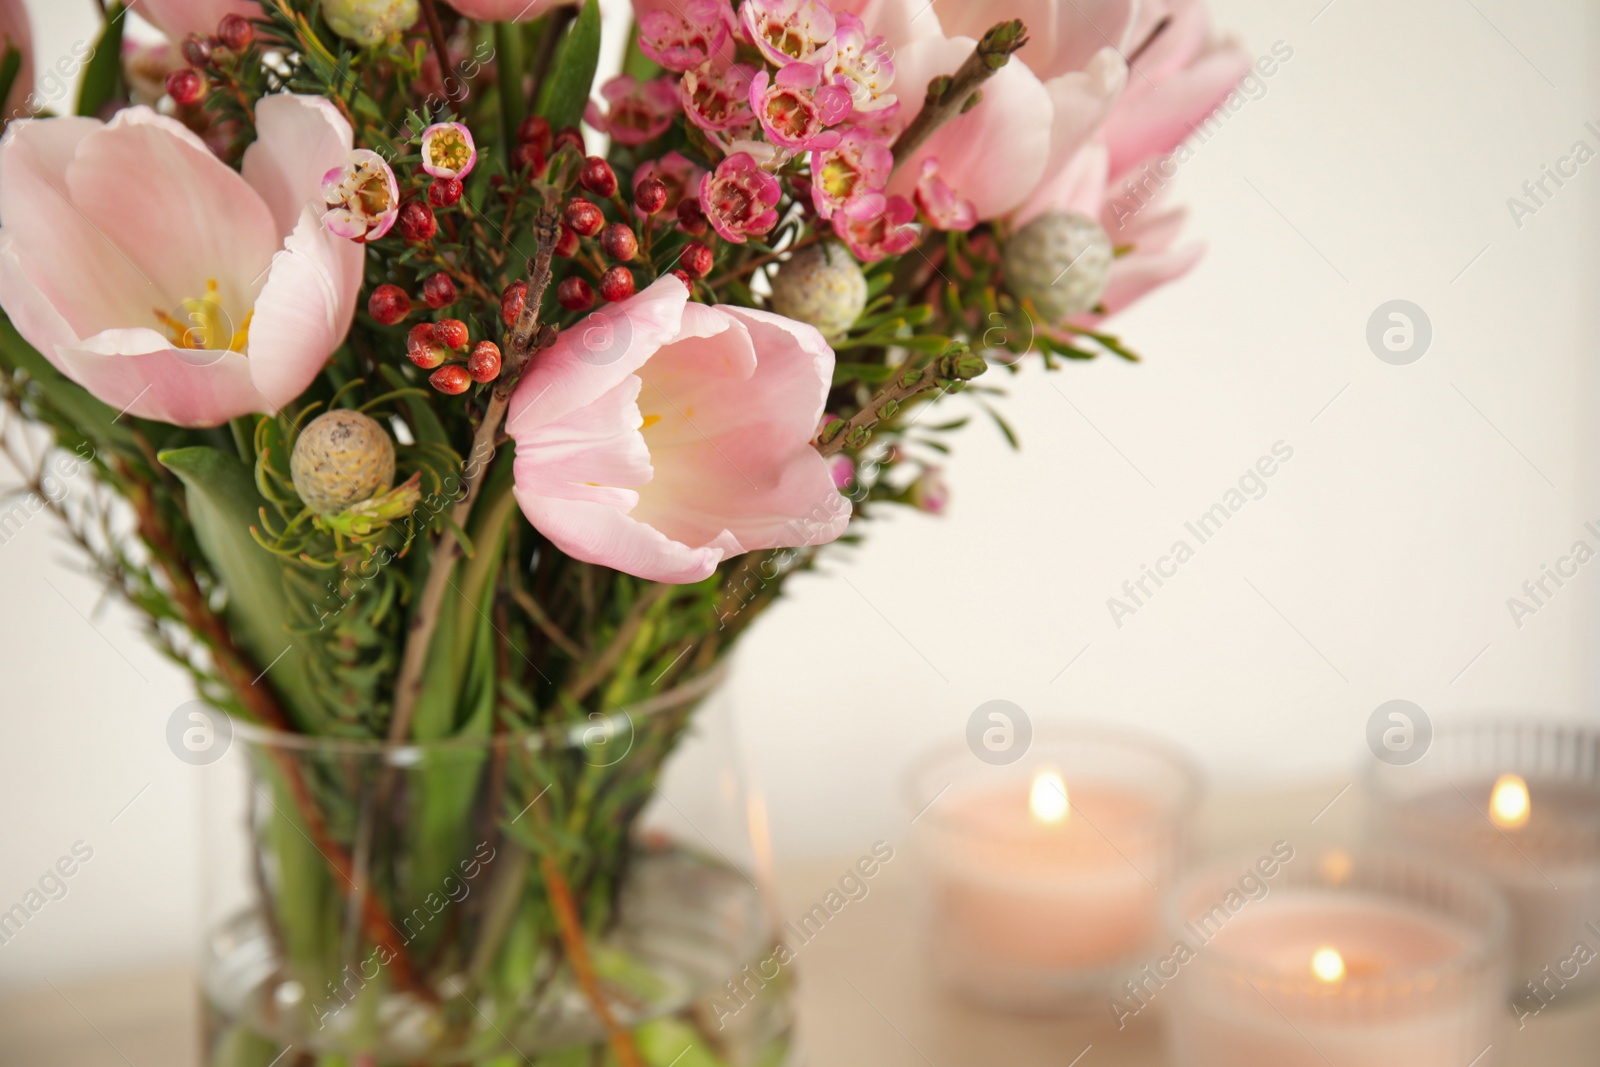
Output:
[
  {"xmin": 907, "ymin": 728, "xmax": 1197, "ymax": 1013},
  {"xmin": 1371, "ymin": 720, "xmax": 1600, "ymax": 1007},
  {"xmin": 1166, "ymin": 851, "xmax": 1508, "ymax": 1067}
]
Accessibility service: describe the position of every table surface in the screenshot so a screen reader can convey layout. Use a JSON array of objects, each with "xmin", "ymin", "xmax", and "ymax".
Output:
[{"xmin": 3, "ymin": 781, "xmax": 1597, "ymax": 1066}]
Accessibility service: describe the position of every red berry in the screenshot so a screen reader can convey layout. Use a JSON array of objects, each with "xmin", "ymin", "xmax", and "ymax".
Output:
[
  {"xmin": 218, "ymin": 14, "xmax": 253, "ymax": 52},
  {"xmin": 407, "ymin": 323, "xmax": 445, "ymax": 369},
  {"xmin": 166, "ymin": 69, "xmax": 205, "ymax": 106},
  {"xmin": 679, "ymin": 241, "xmax": 714, "ymax": 278},
  {"xmin": 597, "ymin": 266, "xmax": 634, "ymax": 303},
  {"xmin": 601, "ymin": 223, "xmax": 638, "ymax": 262},
  {"xmin": 554, "ymin": 226, "xmax": 579, "ymax": 258},
  {"xmin": 511, "ymin": 142, "xmax": 547, "ymax": 177},
  {"xmin": 435, "ymin": 318, "xmax": 469, "ymax": 349},
  {"xmin": 669, "ymin": 269, "xmax": 692, "ymax": 287},
  {"xmin": 563, "ymin": 198, "xmax": 604, "ymax": 237},
  {"xmin": 368, "ymin": 284, "xmax": 411, "ymax": 325},
  {"xmin": 468, "ymin": 341, "xmax": 502, "ymax": 383},
  {"xmin": 557, "ymin": 277, "xmax": 595, "ymax": 312},
  {"xmin": 517, "ymin": 115, "xmax": 552, "ymax": 153},
  {"xmin": 428, "ymin": 177, "xmax": 463, "ymax": 207},
  {"xmin": 430, "ymin": 365, "xmax": 472, "ymax": 395},
  {"xmin": 181, "ymin": 35, "xmax": 213, "ymax": 68},
  {"xmin": 501, "ymin": 280, "xmax": 528, "ymax": 326},
  {"xmin": 634, "ymin": 177, "xmax": 668, "ymax": 215},
  {"xmin": 397, "ymin": 201, "xmax": 436, "ymax": 243},
  {"xmin": 552, "ymin": 126, "xmax": 584, "ymax": 155},
  {"xmin": 676, "ymin": 197, "xmax": 707, "ymax": 236},
  {"xmin": 579, "ymin": 156, "xmax": 618, "ymax": 198},
  {"xmin": 421, "ymin": 273, "xmax": 457, "ymax": 309}
]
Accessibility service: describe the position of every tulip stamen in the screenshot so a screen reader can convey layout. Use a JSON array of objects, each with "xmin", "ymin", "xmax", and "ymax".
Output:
[{"xmin": 154, "ymin": 279, "xmax": 251, "ymax": 352}]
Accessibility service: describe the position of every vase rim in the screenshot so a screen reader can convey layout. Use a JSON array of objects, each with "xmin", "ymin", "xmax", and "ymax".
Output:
[{"xmin": 227, "ymin": 662, "xmax": 727, "ymax": 758}]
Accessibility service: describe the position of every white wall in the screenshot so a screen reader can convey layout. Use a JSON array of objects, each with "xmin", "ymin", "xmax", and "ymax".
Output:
[{"xmin": 2, "ymin": 0, "xmax": 1597, "ymax": 987}]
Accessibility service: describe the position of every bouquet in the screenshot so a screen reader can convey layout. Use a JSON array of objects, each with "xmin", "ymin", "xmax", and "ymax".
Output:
[{"xmin": 0, "ymin": 0, "xmax": 1244, "ymax": 1062}]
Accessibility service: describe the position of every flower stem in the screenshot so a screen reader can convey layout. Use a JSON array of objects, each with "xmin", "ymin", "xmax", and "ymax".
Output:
[
  {"xmin": 387, "ymin": 208, "xmax": 562, "ymax": 745},
  {"xmin": 890, "ymin": 20, "xmax": 1030, "ymax": 167},
  {"xmin": 540, "ymin": 853, "xmax": 645, "ymax": 1067},
  {"xmin": 814, "ymin": 345, "xmax": 988, "ymax": 458}
]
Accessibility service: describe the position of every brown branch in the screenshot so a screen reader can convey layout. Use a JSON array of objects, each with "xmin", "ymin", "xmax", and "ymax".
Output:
[
  {"xmin": 388, "ymin": 207, "xmax": 562, "ymax": 744},
  {"xmin": 814, "ymin": 346, "xmax": 988, "ymax": 458},
  {"xmin": 417, "ymin": 0, "xmax": 455, "ymax": 102},
  {"xmin": 891, "ymin": 20, "xmax": 1029, "ymax": 167},
  {"xmin": 510, "ymin": 582, "xmax": 584, "ymax": 660},
  {"xmin": 540, "ymin": 854, "xmax": 644, "ymax": 1067},
  {"xmin": 563, "ymin": 583, "xmax": 671, "ymax": 704}
]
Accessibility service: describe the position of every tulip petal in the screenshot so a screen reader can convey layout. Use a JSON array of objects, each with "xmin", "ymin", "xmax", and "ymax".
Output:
[
  {"xmin": 52, "ymin": 328, "xmax": 263, "ymax": 427},
  {"xmin": 1104, "ymin": 43, "xmax": 1251, "ymax": 179},
  {"xmin": 0, "ymin": 116, "xmax": 156, "ymax": 336},
  {"xmin": 66, "ymin": 107, "xmax": 279, "ymax": 312},
  {"xmin": 243, "ymin": 93, "xmax": 355, "ymax": 239},
  {"xmin": 886, "ymin": 35, "xmax": 1052, "ymax": 219},
  {"xmin": 521, "ymin": 494, "xmax": 737, "ymax": 583},
  {"xmin": 246, "ymin": 206, "xmax": 362, "ymax": 413}
]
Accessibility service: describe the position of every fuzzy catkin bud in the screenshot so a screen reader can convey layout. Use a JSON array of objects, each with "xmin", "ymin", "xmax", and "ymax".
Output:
[
  {"xmin": 323, "ymin": 0, "xmax": 420, "ymax": 48},
  {"xmin": 290, "ymin": 410, "xmax": 396, "ymax": 515},
  {"xmin": 1001, "ymin": 211, "xmax": 1113, "ymax": 323},
  {"xmin": 769, "ymin": 243, "xmax": 867, "ymax": 339}
]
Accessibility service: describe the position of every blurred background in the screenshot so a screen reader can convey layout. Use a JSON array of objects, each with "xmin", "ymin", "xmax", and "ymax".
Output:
[{"xmin": 2, "ymin": 0, "xmax": 1597, "ymax": 1012}]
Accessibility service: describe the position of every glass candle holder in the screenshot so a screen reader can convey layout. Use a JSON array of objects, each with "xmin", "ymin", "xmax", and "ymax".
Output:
[
  {"xmin": 1368, "ymin": 717, "xmax": 1600, "ymax": 1013},
  {"xmin": 904, "ymin": 722, "xmax": 1200, "ymax": 1014},
  {"xmin": 1163, "ymin": 849, "xmax": 1509, "ymax": 1067}
]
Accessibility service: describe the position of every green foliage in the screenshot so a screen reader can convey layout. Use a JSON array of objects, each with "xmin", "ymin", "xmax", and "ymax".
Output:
[
  {"xmin": 75, "ymin": 4, "xmax": 125, "ymax": 117},
  {"xmin": 535, "ymin": 0, "xmax": 602, "ymax": 130}
]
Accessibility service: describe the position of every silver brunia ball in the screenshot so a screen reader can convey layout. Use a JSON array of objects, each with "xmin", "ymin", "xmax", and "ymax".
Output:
[
  {"xmin": 1002, "ymin": 212, "xmax": 1113, "ymax": 323},
  {"xmin": 290, "ymin": 410, "xmax": 396, "ymax": 516},
  {"xmin": 769, "ymin": 242, "xmax": 868, "ymax": 340}
]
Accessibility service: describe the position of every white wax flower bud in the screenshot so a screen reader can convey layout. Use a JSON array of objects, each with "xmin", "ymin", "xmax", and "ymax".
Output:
[
  {"xmin": 1002, "ymin": 212, "xmax": 1113, "ymax": 323},
  {"xmin": 769, "ymin": 242, "xmax": 868, "ymax": 340},
  {"xmin": 291, "ymin": 410, "xmax": 396, "ymax": 516},
  {"xmin": 323, "ymin": 0, "xmax": 421, "ymax": 48}
]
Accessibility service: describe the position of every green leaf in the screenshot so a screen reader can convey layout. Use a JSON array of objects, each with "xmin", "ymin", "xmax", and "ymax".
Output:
[
  {"xmin": 535, "ymin": 0, "xmax": 602, "ymax": 131},
  {"xmin": 832, "ymin": 362, "xmax": 895, "ymax": 385},
  {"xmin": 0, "ymin": 44, "xmax": 22, "ymax": 115},
  {"xmin": 77, "ymin": 4, "xmax": 126, "ymax": 118},
  {"xmin": 158, "ymin": 447, "xmax": 321, "ymax": 729},
  {"xmin": 621, "ymin": 23, "xmax": 662, "ymax": 82}
]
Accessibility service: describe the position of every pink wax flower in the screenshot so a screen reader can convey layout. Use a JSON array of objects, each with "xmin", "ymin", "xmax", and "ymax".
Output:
[
  {"xmin": 681, "ymin": 61, "xmax": 756, "ymax": 133},
  {"xmin": 506, "ymin": 276, "xmax": 849, "ymax": 583},
  {"xmin": 637, "ymin": 0, "xmax": 732, "ymax": 73},
  {"xmin": 827, "ymin": 13, "xmax": 897, "ymax": 115},
  {"xmin": 699, "ymin": 152, "xmax": 781, "ymax": 244},
  {"xmin": 751, "ymin": 63, "xmax": 853, "ymax": 152},
  {"xmin": 0, "ymin": 95, "xmax": 363, "ymax": 427},
  {"xmin": 913, "ymin": 158, "xmax": 976, "ymax": 231},
  {"xmin": 829, "ymin": 454, "xmax": 854, "ymax": 490},
  {"xmin": 634, "ymin": 151, "xmax": 707, "ymax": 213},
  {"xmin": 419, "ymin": 122, "xmax": 477, "ymax": 179},
  {"xmin": 740, "ymin": 0, "xmax": 837, "ymax": 69},
  {"xmin": 911, "ymin": 467, "xmax": 948, "ymax": 513},
  {"xmin": 322, "ymin": 149, "xmax": 400, "ymax": 242},
  {"xmin": 136, "ymin": 0, "xmax": 259, "ymax": 42},
  {"xmin": 833, "ymin": 194, "xmax": 917, "ymax": 262},
  {"xmin": 809, "ymin": 126, "xmax": 892, "ymax": 221},
  {"xmin": 444, "ymin": 0, "xmax": 572, "ymax": 19},
  {"xmin": 584, "ymin": 75, "xmax": 680, "ymax": 146}
]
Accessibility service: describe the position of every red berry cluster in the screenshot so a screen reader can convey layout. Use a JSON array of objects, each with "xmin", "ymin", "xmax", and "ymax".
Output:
[
  {"xmin": 409, "ymin": 320, "xmax": 501, "ymax": 394},
  {"xmin": 166, "ymin": 14, "xmax": 255, "ymax": 106}
]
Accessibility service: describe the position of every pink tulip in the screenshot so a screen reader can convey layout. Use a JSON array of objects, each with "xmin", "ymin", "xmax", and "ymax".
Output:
[
  {"xmin": 0, "ymin": 95, "xmax": 362, "ymax": 427},
  {"xmin": 444, "ymin": 0, "xmax": 573, "ymax": 20},
  {"xmin": 507, "ymin": 276, "xmax": 849, "ymax": 583},
  {"xmin": 137, "ymin": 0, "xmax": 260, "ymax": 42},
  {"xmin": 0, "ymin": 0, "xmax": 33, "ymax": 121}
]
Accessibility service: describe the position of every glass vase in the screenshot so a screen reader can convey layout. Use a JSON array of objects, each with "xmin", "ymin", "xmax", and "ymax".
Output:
[{"xmin": 196, "ymin": 686, "xmax": 796, "ymax": 1066}]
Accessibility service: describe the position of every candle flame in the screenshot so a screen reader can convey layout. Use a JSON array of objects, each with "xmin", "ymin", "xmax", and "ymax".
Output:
[
  {"xmin": 1490, "ymin": 773, "xmax": 1530, "ymax": 830},
  {"xmin": 1310, "ymin": 946, "xmax": 1346, "ymax": 984},
  {"xmin": 1029, "ymin": 769, "xmax": 1069, "ymax": 825}
]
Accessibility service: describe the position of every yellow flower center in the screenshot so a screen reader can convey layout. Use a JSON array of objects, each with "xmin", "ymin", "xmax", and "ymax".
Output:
[
  {"xmin": 426, "ymin": 129, "xmax": 472, "ymax": 174},
  {"xmin": 154, "ymin": 279, "xmax": 252, "ymax": 352}
]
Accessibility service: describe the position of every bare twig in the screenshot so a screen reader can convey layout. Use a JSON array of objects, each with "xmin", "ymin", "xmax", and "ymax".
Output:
[
  {"xmin": 891, "ymin": 20, "xmax": 1029, "ymax": 166},
  {"xmin": 388, "ymin": 208, "xmax": 562, "ymax": 744},
  {"xmin": 417, "ymin": 0, "xmax": 455, "ymax": 101},
  {"xmin": 563, "ymin": 583, "xmax": 671, "ymax": 704},
  {"xmin": 540, "ymin": 854, "xmax": 644, "ymax": 1067},
  {"xmin": 814, "ymin": 346, "xmax": 988, "ymax": 458}
]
